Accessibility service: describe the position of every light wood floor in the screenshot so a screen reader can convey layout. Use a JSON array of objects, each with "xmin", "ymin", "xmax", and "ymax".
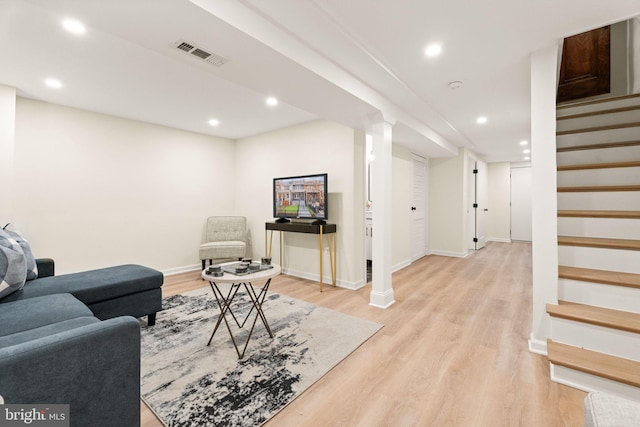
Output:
[{"xmin": 142, "ymin": 242, "xmax": 586, "ymax": 426}]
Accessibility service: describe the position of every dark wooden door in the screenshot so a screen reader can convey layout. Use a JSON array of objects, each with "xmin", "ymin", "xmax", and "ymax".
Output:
[{"xmin": 557, "ymin": 26, "xmax": 610, "ymax": 103}]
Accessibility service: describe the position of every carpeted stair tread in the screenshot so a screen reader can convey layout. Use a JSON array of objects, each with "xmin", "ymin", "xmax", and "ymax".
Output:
[
  {"xmin": 558, "ymin": 236, "xmax": 640, "ymax": 251},
  {"xmin": 547, "ymin": 301, "xmax": 640, "ymax": 334},
  {"xmin": 547, "ymin": 339, "xmax": 640, "ymax": 388},
  {"xmin": 559, "ymin": 266, "xmax": 640, "ymax": 289}
]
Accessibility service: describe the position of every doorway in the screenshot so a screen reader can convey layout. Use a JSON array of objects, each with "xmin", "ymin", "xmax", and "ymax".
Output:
[
  {"xmin": 511, "ymin": 166, "xmax": 532, "ymax": 241},
  {"xmin": 410, "ymin": 154, "xmax": 428, "ymax": 261}
]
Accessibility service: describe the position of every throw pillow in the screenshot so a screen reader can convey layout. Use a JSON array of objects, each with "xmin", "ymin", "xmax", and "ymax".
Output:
[
  {"xmin": 0, "ymin": 229, "xmax": 27, "ymax": 299},
  {"xmin": 3, "ymin": 226, "xmax": 38, "ymax": 280}
]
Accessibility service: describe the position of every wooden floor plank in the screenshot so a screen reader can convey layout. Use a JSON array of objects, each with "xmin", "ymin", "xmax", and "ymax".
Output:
[{"xmin": 141, "ymin": 242, "xmax": 586, "ymax": 426}]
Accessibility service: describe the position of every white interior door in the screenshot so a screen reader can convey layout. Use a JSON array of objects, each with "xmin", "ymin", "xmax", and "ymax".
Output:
[
  {"xmin": 410, "ymin": 154, "xmax": 427, "ymax": 261},
  {"xmin": 476, "ymin": 160, "xmax": 487, "ymax": 249},
  {"xmin": 511, "ymin": 166, "xmax": 532, "ymax": 241},
  {"xmin": 468, "ymin": 159, "xmax": 488, "ymax": 250}
]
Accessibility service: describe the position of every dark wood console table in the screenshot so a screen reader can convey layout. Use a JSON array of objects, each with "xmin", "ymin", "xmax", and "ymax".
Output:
[{"xmin": 265, "ymin": 222, "xmax": 337, "ymax": 292}]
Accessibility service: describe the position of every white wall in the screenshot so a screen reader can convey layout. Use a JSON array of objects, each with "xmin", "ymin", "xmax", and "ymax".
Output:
[
  {"xmin": 392, "ymin": 144, "xmax": 411, "ymax": 269},
  {"xmin": 234, "ymin": 120, "xmax": 366, "ymax": 289},
  {"xmin": 8, "ymin": 99, "xmax": 419, "ymax": 285},
  {"xmin": 429, "ymin": 150, "xmax": 466, "ymax": 257},
  {"xmin": 0, "ymin": 85, "xmax": 16, "ymax": 222},
  {"xmin": 12, "ymin": 98, "xmax": 236, "ymax": 274},
  {"xmin": 487, "ymin": 162, "xmax": 511, "ymax": 242},
  {"xmin": 529, "ymin": 44, "xmax": 560, "ymax": 355},
  {"xmin": 632, "ymin": 16, "xmax": 640, "ymax": 93}
]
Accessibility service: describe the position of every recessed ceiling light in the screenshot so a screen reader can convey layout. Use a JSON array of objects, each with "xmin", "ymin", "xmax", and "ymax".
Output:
[
  {"xmin": 520, "ymin": 140, "xmax": 528, "ymax": 146},
  {"xmin": 523, "ymin": 149, "xmax": 531, "ymax": 154},
  {"xmin": 266, "ymin": 97, "xmax": 278, "ymax": 107},
  {"xmin": 476, "ymin": 116, "xmax": 487, "ymax": 124},
  {"xmin": 44, "ymin": 78, "xmax": 62, "ymax": 89},
  {"xmin": 425, "ymin": 43, "xmax": 442, "ymax": 58},
  {"xmin": 208, "ymin": 118, "xmax": 220, "ymax": 127},
  {"xmin": 448, "ymin": 81, "xmax": 463, "ymax": 90},
  {"xmin": 62, "ymin": 18, "xmax": 86, "ymax": 35},
  {"xmin": 524, "ymin": 156, "xmax": 531, "ymax": 160}
]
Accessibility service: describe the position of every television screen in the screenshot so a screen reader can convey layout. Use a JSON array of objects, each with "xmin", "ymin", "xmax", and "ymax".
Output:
[{"xmin": 273, "ymin": 173, "xmax": 328, "ymax": 221}]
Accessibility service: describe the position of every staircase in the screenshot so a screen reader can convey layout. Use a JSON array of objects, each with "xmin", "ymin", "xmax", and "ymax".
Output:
[{"xmin": 547, "ymin": 93, "xmax": 640, "ymax": 401}]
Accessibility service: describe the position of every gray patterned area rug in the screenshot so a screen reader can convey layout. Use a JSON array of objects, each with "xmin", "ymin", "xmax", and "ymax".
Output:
[{"xmin": 140, "ymin": 285, "xmax": 382, "ymax": 427}]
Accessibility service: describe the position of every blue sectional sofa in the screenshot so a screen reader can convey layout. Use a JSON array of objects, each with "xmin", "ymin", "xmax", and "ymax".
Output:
[{"xmin": 0, "ymin": 258, "xmax": 164, "ymax": 427}]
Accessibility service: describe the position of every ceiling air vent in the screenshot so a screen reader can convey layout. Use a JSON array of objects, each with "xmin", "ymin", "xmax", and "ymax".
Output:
[{"xmin": 170, "ymin": 39, "xmax": 229, "ymax": 67}]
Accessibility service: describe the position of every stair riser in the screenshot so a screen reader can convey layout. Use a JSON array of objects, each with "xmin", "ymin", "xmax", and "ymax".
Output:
[
  {"xmin": 557, "ymin": 217, "xmax": 640, "ymax": 240},
  {"xmin": 558, "ymin": 246, "xmax": 640, "ymax": 275},
  {"xmin": 551, "ymin": 319, "xmax": 640, "ymax": 360},
  {"xmin": 557, "ymin": 110, "xmax": 640, "ymax": 132},
  {"xmin": 558, "ymin": 191, "xmax": 640, "ymax": 210},
  {"xmin": 557, "ymin": 96, "xmax": 640, "ymax": 117},
  {"xmin": 559, "ymin": 279, "xmax": 640, "ymax": 313},
  {"xmin": 557, "ymin": 146, "xmax": 640, "ymax": 166},
  {"xmin": 557, "ymin": 167, "xmax": 640, "ymax": 186},
  {"xmin": 550, "ymin": 364, "xmax": 640, "ymax": 401},
  {"xmin": 557, "ymin": 126, "xmax": 640, "ymax": 147}
]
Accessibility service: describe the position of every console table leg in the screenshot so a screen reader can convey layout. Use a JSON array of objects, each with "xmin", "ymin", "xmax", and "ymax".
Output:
[
  {"xmin": 329, "ymin": 233, "xmax": 337, "ymax": 287},
  {"xmin": 319, "ymin": 226, "xmax": 323, "ymax": 292}
]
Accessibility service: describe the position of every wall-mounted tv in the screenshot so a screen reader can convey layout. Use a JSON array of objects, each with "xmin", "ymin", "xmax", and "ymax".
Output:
[{"xmin": 273, "ymin": 173, "xmax": 328, "ymax": 223}]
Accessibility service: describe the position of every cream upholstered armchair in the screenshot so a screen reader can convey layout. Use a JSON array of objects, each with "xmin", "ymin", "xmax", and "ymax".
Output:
[{"xmin": 199, "ymin": 216, "xmax": 248, "ymax": 270}]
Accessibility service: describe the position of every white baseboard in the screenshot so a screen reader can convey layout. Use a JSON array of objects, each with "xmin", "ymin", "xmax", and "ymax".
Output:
[
  {"xmin": 162, "ymin": 264, "xmax": 201, "ymax": 276},
  {"xmin": 393, "ymin": 259, "xmax": 411, "ymax": 272},
  {"xmin": 429, "ymin": 249, "xmax": 469, "ymax": 258},
  {"xmin": 282, "ymin": 267, "xmax": 364, "ymax": 290},
  {"xmin": 528, "ymin": 333, "xmax": 548, "ymax": 355},
  {"xmin": 488, "ymin": 237, "xmax": 511, "ymax": 243},
  {"xmin": 369, "ymin": 288, "xmax": 395, "ymax": 309}
]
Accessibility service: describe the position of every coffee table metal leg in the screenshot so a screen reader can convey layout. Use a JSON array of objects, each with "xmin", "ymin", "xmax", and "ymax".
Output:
[
  {"xmin": 207, "ymin": 279, "xmax": 274, "ymax": 359},
  {"xmin": 242, "ymin": 278, "xmax": 273, "ymax": 338},
  {"xmin": 207, "ymin": 282, "xmax": 245, "ymax": 358},
  {"xmin": 207, "ymin": 282, "xmax": 244, "ymax": 343}
]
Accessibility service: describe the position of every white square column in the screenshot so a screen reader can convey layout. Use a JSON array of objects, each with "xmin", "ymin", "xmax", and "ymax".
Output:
[{"xmin": 369, "ymin": 116, "xmax": 395, "ymax": 308}]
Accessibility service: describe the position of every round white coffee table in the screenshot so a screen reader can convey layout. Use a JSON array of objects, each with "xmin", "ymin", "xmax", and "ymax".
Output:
[{"xmin": 201, "ymin": 262, "xmax": 281, "ymax": 359}]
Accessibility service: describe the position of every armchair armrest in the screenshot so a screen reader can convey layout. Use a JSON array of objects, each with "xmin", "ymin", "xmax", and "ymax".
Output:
[
  {"xmin": 35, "ymin": 258, "xmax": 55, "ymax": 278},
  {"xmin": 0, "ymin": 316, "xmax": 140, "ymax": 427}
]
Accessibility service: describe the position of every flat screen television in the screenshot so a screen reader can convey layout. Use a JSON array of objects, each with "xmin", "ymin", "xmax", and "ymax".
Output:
[{"xmin": 273, "ymin": 173, "xmax": 328, "ymax": 223}]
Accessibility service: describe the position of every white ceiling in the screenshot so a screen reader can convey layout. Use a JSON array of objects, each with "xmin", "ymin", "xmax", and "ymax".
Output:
[{"xmin": 2, "ymin": 0, "xmax": 640, "ymax": 162}]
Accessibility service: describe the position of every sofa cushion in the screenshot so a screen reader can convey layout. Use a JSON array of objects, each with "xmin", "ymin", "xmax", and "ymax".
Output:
[
  {"xmin": 0, "ymin": 316, "xmax": 99, "ymax": 348},
  {"xmin": 1, "ymin": 264, "xmax": 163, "ymax": 305},
  {"xmin": 0, "ymin": 293, "xmax": 94, "ymax": 337},
  {"xmin": 3, "ymin": 227, "xmax": 38, "ymax": 281},
  {"xmin": 0, "ymin": 229, "xmax": 27, "ymax": 299},
  {"xmin": 584, "ymin": 392, "xmax": 640, "ymax": 427}
]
